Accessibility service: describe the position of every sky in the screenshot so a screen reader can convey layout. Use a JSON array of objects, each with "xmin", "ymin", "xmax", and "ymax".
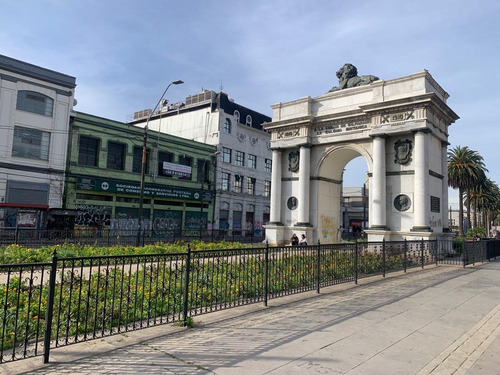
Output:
[{"xmin": 2, "ymin": 0, "xmax": 499, "ymax": 208}]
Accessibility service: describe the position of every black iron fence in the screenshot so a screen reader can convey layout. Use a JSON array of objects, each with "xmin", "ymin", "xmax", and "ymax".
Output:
[
  {"xmin": 0, "ymin": 238, "xmax": 498, "ymax": 364},
  {"xmin": 0, "ymin": 228, "xmax": 266, "ymax": 248}
]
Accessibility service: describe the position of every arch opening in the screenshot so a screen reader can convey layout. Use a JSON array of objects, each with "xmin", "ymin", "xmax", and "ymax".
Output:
[{"xmin": 314, "ymin": 146, "xmax": 370, "ymax": 243}]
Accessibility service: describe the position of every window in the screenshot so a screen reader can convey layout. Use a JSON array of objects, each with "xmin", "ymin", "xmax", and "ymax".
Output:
[
  {"xmin": 79, "ymin": 136, "xmax": 99, "ymax": 166},
  {"xmin": 222, "ymin": 147, "xmax": 232, "ymax": 163},
  {"xmin": 234, "ymin": 110, "xmax": 240, "ymax": 123},
  {"xmin": 265, "ymin": 158, "xmax": 272, "ymax": 173},
  {"xmin": 221, "ymin": 172, "xmax": 230, "ymax": 191},
  {"xmin": 431, "ymin": 196, "xmax": 440, "ymax": 213},
  {"xmin": 263, "ymin": 181, "xmax": 271, "ymax": 197},
  {"xmin": 219, "ymin": 208, "xmax": 229, "ymax": 229},
  {"xmin": 178, "ymin": 155, "xmax": 192, "ymax": 180},
  {"xmin": 107, "ymin": 142, "xmax": 125, "ymax": 170},
  {"xmin": 197, "ymin": 159, "xmax": 208, "ymax": 183},
  {"xmin": 132, "ymin": 146, "xmax": 149, "ymax": 173},
  {"xmin": 247, "ymin": 177, "xmax": 256, "ymax": 195},
  {"xmin": 246, "ymin": 115, "xmax": 252, "ymax": 126},
  {"xmin": 12, "ymin": 126, "xmax": 50, "ymax": 160},
  {"xmin": 234, "ymin": 175, "xmax": 243, "ymax": 193},
  {"xmin": 223, "ymin": 118, "xmax": 231, "ymax": 133},
  {"xmin": 235, "ymin": 151, "xmax": 245, "ymax": 166},
  {"xmin": 247, "ymin": 154, "xmax": 257, "ymax": 169},
  {"xmin": 158, "ymin": 151, "xmax": 173, "ymax": 176},
  {"xmin": 16, "ymin": 90, "xmax": 54, "ymax": 117}
]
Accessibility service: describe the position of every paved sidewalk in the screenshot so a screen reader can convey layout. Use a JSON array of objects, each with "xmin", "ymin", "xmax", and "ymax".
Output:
[{"xmin": 2, "ymin": 260, "xmax": 500, "ymax": 375}]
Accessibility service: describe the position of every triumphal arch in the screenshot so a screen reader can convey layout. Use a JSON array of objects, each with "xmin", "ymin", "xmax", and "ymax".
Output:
[{"xmin": 264, "ymin": 64, "xmax": 459, "ymax": 245}]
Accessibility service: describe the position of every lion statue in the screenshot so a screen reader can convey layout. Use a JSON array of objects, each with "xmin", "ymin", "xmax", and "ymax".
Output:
[{"xmin": 328, "ymin": 63, "xmax": 379, "ymax": 92}]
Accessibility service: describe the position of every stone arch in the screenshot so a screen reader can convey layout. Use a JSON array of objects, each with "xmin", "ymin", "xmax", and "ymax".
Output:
[
  {"xmin": 315, "ymin": 143, "xmax": 373, "ymax": 178},
  {"xmin": 264, "ymin": 68, "xmax": 458, "ymax": 245}
]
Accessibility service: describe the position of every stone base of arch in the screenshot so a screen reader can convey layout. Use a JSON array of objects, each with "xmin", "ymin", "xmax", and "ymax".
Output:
[
  {"xmin": 264, "ymin": 224, "xmax": 316, "ymax": 246},
  {"xmin": 364, "ymin": 229, "xmax": 454, "ymax": 242}
]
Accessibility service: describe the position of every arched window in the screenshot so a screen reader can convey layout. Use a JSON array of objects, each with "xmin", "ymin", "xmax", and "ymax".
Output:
[
  {"xmin": 224, "ymin": 118, "xmax": 231, "ymax": 133},
  {"xmin": 16, "ymin": 90, "xmax": 54, "ymax": 117},
  {"xmin": 234, "ymin": 110, "xmax": 240, "ymax": 123},
  {"xmin": 246, "ymin": 115, "xmax": 252, "ymax": 126}
]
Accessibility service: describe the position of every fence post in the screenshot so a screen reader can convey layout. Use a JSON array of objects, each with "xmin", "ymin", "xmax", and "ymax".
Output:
[
  {"xmin": 435, "ymin": 239, "xmax": 438, "ymax": 266},
  {"xmin": 421, "ymin": 238, "xmax": 424, "ymax": 269},
  {"xmin": 43, "ymin": 250, "xmax": 58, "ymax": 364},
  {"xmin": 182, "ymin": 244, "xmax": 192, "ymax": 326},
  {"xmin": 316, "ymin": 240, "xmax": 321, "ymax": 294},
  {"xmin": 354, "ymin": 240, "xmax": 358, "ymax": 285},
  {"xmin": 382, "ymin": 238, "xmax": 386, "ymax": 278},
  {"xmin": 15, "ymin": 227, "xmax": 19, "ymax": 245},
  {"xmin": 463, "ymin": 241, "xmax": 467, "ymax": 268},
  {"xmin": 404, "ymin": 239, "xmax": 407, "ymax": 273},
  {"xmin": 264, "ymin": 241, "xmax": 269, "ymax": 307}
]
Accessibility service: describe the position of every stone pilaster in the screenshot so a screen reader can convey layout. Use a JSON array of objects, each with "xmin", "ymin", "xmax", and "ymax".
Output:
[
  {"xmin": 370, "ymin": 135, "xmax": 387, "ymax": 229},
  {"xmin": 412, "ymin": 129, "xmax": 432, "ymax": 232},
  {"xmin": 269, "ymin": 149, "xmax": 283, "ymax": 225},
  {"xmin": 296, "ymin": 145, "xmax": 312, "ymax": 226},
  {"xmin": 442, "ymin": 141, "xmax": 450, "ymax": 232}
]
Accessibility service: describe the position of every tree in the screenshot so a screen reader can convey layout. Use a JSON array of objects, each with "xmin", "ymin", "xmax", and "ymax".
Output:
[
  {"xmin": 448, "ymin": 146, "xmax": 487, "ymax": 236},
  {"xmin": 476, "ymin": 179, "xmax": 500, "ymax": 234}
]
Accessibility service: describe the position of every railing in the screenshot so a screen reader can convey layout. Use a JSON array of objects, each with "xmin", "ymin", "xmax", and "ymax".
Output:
[
  {"xmin": 0, "ymin": 239, "xmax": 498, "ymax": 364},
  {"xmin": 0, "ymin": 228, "xmax": 266, "ymax": 248},
  {"xmin": 463, "ymin": 239, "xmax": 500, "ymax": 266}
]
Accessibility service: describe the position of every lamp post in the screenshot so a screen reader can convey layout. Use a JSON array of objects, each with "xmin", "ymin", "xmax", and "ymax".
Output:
[
  {"xmin": 199, "ymin": 151, "xmax": 220, "ymax": 240},
  {"xmin": 136, "ymin": 80, "xmax": 184, "ymax": 246}
]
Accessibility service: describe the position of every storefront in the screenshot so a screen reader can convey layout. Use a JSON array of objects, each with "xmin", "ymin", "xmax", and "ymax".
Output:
[{"xmin": 69, "ymin": 177, "xmax": 214, "ymax": 235}]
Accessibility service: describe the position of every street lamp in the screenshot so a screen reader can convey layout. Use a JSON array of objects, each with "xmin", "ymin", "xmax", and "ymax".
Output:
[
  {"xmin": 199, "ymin": 151, "xmax": 220, "ymax": 239},
  {"xmin": 136, "ymin": 80, "xmax": 184, "ymax": 245}
]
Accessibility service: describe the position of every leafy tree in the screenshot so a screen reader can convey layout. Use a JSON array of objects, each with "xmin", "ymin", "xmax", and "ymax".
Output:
[{"xmin": 448, "ymin": 146, "xmax": 487, "ymax": 236}]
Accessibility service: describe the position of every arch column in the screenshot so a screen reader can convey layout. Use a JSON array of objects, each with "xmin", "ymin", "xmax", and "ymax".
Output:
[
  {"xmin": 296, "ymin": 145, "xmax": 312, "ymax": 226},
  {"xmin": 412, "ymin": 129, "xmax": 432, "ymax": 231},
  {"xmin": 370, "ymin": 135, "xmax": 387, "ymax": 229},
  {"xmin": 442, "ymin": 141, "xmax": 450, "ymax": 232},
  {"xmin": 269, "ymin": 148, "xmax": 283, "ymax": 225}
]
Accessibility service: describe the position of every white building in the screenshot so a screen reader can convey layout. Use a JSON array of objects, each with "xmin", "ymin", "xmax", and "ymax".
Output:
[
  {"xmin": 129, "ymin": 90, "xmax": 272, "ymax": 234},
  {"xmin": 0, "ymin": 55, "xmax": 76, "ymax": 228}
]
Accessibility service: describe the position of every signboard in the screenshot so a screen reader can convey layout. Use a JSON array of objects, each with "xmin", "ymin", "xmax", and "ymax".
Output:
[
  {"xmin": 76, "ymin": 178, "xmax": 210, "ymax": 201},
  {"xmin": 17, "ymin": 210, "xmax": 37, "ymax": 227},
  {"xmin": 162, "ymin": 162, "xmax": 192, "ymax": 178}
]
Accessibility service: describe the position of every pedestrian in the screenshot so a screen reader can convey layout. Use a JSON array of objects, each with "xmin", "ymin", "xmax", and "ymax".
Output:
[
  {"xmin": 290, "ymin": 233, "xmax": 299, "ymax": 246},
  {"xmin": 299, "ymin": 234, "xmax": 307, "ymax": 246}
]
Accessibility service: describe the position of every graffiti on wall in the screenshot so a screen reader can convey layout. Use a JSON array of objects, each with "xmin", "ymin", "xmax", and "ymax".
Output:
[
  {"xmin": 185, "ymin": 211, "xmax": 207, "ymax": 230},
  {"xmin": 153, "ymin": 210, "xmax": 182, "ymax": 234},
  {"xmin": 320, "ymin": 215, "xmax": 335, "ymax": 239},
  {"xmin": 429, "ymin": 216, "xmax": 442, "ymax": 229},
  {"xmin": 75, "ymin": 205, "xmax": 111, "ymax": 227}
]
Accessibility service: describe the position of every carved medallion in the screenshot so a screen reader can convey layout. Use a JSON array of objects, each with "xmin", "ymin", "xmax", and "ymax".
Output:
[
  {"xmin": 394, "ymin": 139, "xmax": 413, "ymax": 165},
  {"xmin": 287, "ymin": 196, "xmax": 298, "ymax": 210},
  {"xmin": 394, "ymin": 194, "xmax": 411, "ymax": 212},
  {"xmin": 288, "ymin": 151, "xmax": 300, "ymax": 173}
]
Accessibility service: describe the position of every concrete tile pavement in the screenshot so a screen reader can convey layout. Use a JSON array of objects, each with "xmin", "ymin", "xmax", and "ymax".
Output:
[{"xmin": 2, "ymin": 260, "xmax": 499, "ymax": 375}]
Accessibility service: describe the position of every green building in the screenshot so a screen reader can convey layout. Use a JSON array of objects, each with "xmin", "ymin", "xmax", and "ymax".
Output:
[{"xmin": 65, "ymin": 112, "xmax": 218, "ymax": 236}]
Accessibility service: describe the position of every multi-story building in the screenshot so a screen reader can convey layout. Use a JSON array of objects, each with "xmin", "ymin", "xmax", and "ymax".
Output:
[
  {"xmin": 0, "ymin": 55, "xmax": 76, "ymax": 228},
  {"xmin": 129, "ymin": 90, "xmax": 272, "ymax": 235},
  {"xmin": 66, "ymin": 112, "xmax": 218, "ymax": 235},
  {"xmin": 341, "ymin": 186, "xmax": 369, "ymax": 240}
]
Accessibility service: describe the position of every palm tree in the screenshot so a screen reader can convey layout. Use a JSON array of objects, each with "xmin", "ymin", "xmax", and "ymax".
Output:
[
  {"xmin": 448, "ymin": 146, "xmax": 487, "ymax": 236},
  {"xmin": 476, "ymin": 179, "xmax": 500, "ymax": 234}
]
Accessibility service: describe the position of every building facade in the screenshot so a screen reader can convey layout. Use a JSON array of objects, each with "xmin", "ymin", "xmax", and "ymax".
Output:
[
  {"xmin": 66, "ymin": 112, "xmax": 218, "ymax": 235},
  {"xmin": 0, "ymin": 55, "xmax": 76, "ymax": 228},
  {"xmin": 129, "ymin": 90, "xmax": 272, "ymax": 235}
]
